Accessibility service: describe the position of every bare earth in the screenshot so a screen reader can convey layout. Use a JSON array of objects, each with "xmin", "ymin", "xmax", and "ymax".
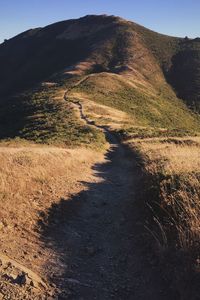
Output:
[{"xmin": 40, "ymin": 131, "xmax": 176, "ymax": 299}]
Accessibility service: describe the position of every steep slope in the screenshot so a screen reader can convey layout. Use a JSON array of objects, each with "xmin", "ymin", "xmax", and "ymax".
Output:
[
  {"xmin": 0, "ymin": 15, "xmax": 174, "ymax": 91},
  {"xmin": 0, "ymin": 14, "xmax": 200, "ymax": 143},
  {"xmin": 69, "ymin": 72, "xmax": 200, "ymax": 133},
  {"xmin": 0, "ymin": 15, "xmax": 200, "ymax": 105},
  {"xmin": 169, "ymin": 44, "xmax": 200, "ymax": 110},
  {"xmin": 0, "ymin": 84, "xmax": 105, "ymax": 147}
]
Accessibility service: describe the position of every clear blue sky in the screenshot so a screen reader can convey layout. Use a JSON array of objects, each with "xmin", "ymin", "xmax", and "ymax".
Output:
[{"xmin": 0, "ymin": 0, "xmax": 200, "ymax": 42}]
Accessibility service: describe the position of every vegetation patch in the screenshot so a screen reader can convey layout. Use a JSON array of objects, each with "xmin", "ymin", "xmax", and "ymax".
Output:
[
  {"xmin": 0, "ymin": 85, "xmax": 106, "ymax": 149},
  {"xmin": 71, "ymin": 73, "xmax": 200, "ymax": 134},
  {"xmin": 116, "ymin": 126, "xmax": 200, "ymax": 140}
]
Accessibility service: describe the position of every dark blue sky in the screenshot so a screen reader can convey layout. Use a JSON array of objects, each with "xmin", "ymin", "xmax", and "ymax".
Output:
[{"xmin": 0, "ymin": 0, "xmax": 200, "ymax": 42}]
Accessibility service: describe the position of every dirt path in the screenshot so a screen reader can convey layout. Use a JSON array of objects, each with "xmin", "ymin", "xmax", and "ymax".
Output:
[{"xmin": 39, "ymin": 98, "xmax": 176, "ymax": 299}]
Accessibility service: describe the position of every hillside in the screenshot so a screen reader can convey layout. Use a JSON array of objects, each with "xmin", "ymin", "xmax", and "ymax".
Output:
[
  {"xmin": 0, "ymin": 15, "xmax": 200, "ymax": 106},
  {"xmin": 69, "ymin": 72, "xmax": 200, "ymax": 134},
  {"xmin": 0, "ymin": 14, "xmax": 200, "ymax": 143}
]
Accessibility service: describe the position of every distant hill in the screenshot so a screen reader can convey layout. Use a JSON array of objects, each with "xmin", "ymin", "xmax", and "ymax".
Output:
[{"xmin": 0, "ymin": 15, "xmax": 200, "ymax": 142}]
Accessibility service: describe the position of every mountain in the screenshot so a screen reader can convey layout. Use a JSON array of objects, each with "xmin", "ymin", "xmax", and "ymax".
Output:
[
  {"xmin": 0, "ymin": 15, "xmax": 200, "ymax": 107},
  {"xmin": 0, "ymin": 14, "xmax": 200, "ymax": 142}
]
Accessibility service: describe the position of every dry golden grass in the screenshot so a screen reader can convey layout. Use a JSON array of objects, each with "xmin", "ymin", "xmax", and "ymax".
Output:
[
  {"xmin": 71, "ymin": 72, "xmax": 200, "ymax": 133},
  {"xmin": 0, "ymin": 145, "xmax": 103, "ymax": 226},
  {"xmin": 135, "ymin": 138, "xmax": 200, "ymax": 175},
  {"xmin": 160, "ymin": 174, "xmax": 200, "ymax": 249},
  {"xmin": 129, "ymin": 137, "xmax": 200, "ymax": 251},
  {"xmin": 69, "ymin": 92, "xmax": 133, "ymax": 130},
  {"xmin": 0, "ymin": 145, "xmax": 104, "ymax": 276}
]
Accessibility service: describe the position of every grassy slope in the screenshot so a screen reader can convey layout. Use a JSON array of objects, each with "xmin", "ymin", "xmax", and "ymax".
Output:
[
  {"xmin": 0, "ymin": 84, "xmax": 105, "ymax": 148},
  {"xmin": 1, "ymin": 15, "xmax": 200, "ymax": 111},
  {"xmin": 134, "ymin": 24, "xmax": 200, "ymax": 110},
  {"xmin": 71, "ymin": 73, "xmax": 200, "ymax": 135}
]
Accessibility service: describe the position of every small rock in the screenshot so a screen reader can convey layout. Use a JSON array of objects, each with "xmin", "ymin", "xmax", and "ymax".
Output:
[{"xmin": 14, "ymin": 272, "xmax": 27, "ymax": 286}]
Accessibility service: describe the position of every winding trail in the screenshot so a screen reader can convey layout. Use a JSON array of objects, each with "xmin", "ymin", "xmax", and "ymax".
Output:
[{"xmin": 40, "ymin": 93, "xmax": 176, "ymax": 299}]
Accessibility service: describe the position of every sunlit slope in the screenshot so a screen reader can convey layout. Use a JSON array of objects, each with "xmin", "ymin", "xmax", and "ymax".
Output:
[
  {"xmin": 70, "ymin": 72, "xmax": 200, "ymax": 132},
  {"xmin": 0, "ymin": 14, "xmax": 200, "ymax": 110}
]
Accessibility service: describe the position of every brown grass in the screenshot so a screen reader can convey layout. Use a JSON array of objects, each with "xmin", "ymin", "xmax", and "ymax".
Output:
[
  {"xmin": 128, "ymin": 136, "xmax": 200, "ymax": 297},
  {"xmin": 136, "ymin": 138, "xmax": 200, "ymax": 175},
  {"xmin": 129, "ymin": 137, "xmax": 200, "ymax": 250},
  {"xmin": 0, "ymin": 145, "xmax": 104, "ymax": 277},
  {"xmin": 69, "ymin": 92, "xmax": 132, "ymax": 130}
]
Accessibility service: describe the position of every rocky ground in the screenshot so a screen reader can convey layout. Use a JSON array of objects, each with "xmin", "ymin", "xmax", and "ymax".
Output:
[{"xmin": 0, "ymin": 255, "xmax": 51, "ymax": 299}]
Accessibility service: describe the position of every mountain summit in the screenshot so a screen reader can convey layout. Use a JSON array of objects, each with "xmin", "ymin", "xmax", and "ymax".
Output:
[
  {"xmin": 0, "ymin": 14, "xmax": 200, "ymax": 143},
  {"xmin": 0, "ymin": 14, "xmax": 200, "ymax": 110}
]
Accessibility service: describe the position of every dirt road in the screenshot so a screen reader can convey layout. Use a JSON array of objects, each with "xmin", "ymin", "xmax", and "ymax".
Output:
[{"xmin": 39, "ymin": 100, "xmax": 176, "ymax": 299}]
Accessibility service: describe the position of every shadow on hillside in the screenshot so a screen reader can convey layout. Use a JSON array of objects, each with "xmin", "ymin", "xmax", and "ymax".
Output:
[{"xmin": 38, "ymin": 139, "xmax": 178, "ymax": 299}]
